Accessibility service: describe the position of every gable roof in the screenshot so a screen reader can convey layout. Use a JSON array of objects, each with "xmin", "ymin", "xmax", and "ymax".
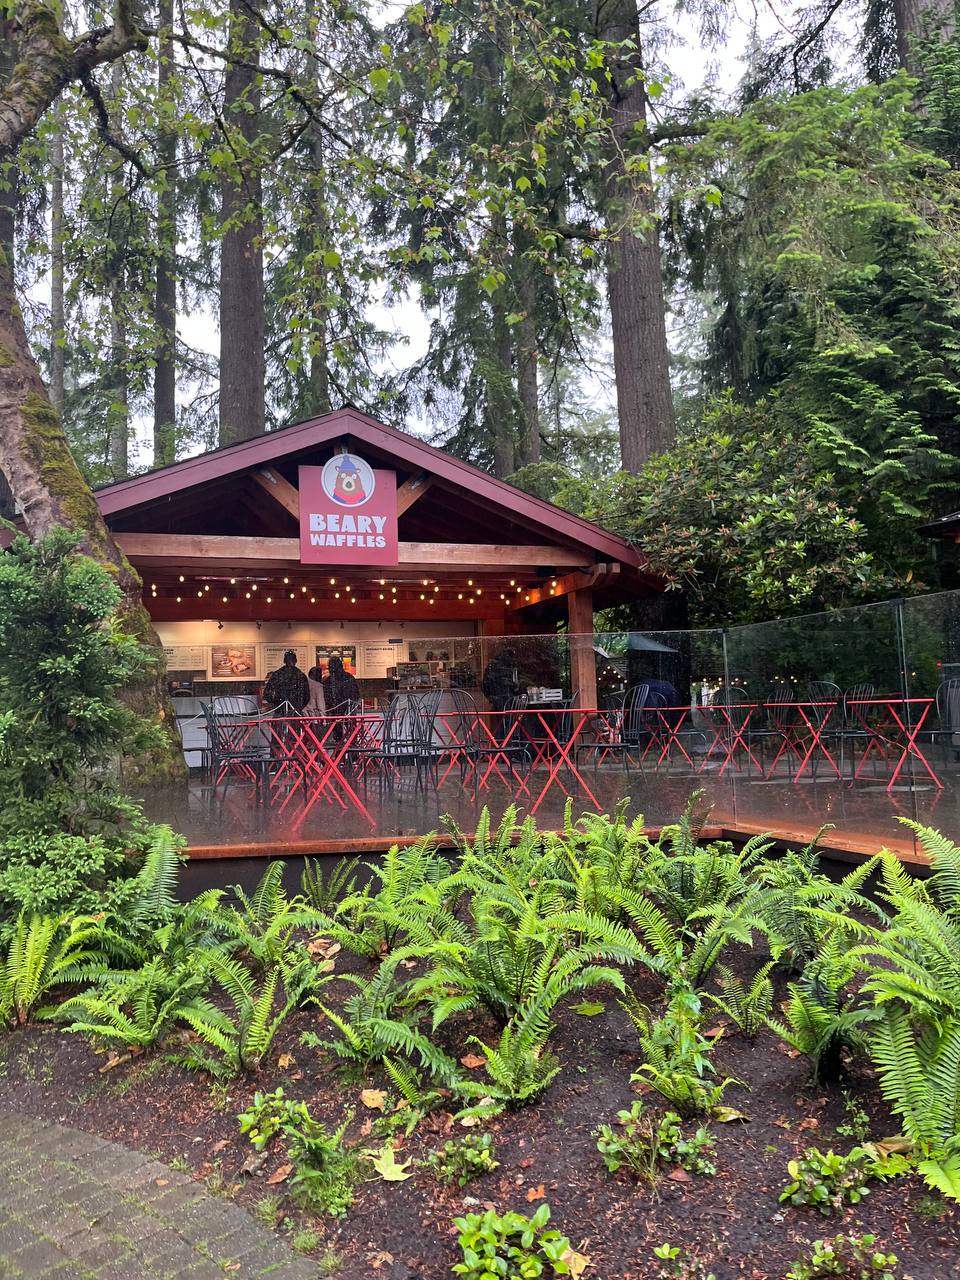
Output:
[
  {"xmin": 95, "ymin": 407, "xmax": 645, "ymax": 568},
  {"xmin": 918, "ymin": 510, "xmax": 960, "ymax": 540}
]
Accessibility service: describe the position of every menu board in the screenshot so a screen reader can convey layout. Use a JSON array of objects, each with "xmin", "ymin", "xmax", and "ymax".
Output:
[
  {"xmin": 314, "ymin": 644, "xmax": 357, "ymax": 676},
  {"xmin": 262, "ymin": 644, "xmax": 310, "ymax": 676},
  {"xmin": 360, "ymin": 640, "xmax": 405, "ymax": 678},
  {"xmin": 210, "ymin": 644, "xmax": 258, "ymax": 679},
  {"xmin": 163, "ymin": 644, "xmax": 207, "ymax": 672}
]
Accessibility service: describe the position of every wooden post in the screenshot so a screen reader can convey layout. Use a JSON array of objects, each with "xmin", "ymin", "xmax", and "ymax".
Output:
[{"xmin": 567, "ymin": 587, "xmax": 596, "ymax": 709}]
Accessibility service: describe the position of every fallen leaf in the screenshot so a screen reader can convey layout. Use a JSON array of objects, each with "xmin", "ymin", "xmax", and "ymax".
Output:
[
  {"xmin": 224, "ymin": 1265, "xmax": 241, "ymax": 1273},
  {"xmin": 153, "ymin": 1178, "xmax": 169, "ymax": 1188},
  {"xmin": 712, "ymin": 1106, "xmax": 750, "ymax": 1124},
  {"xmin": 211, "ymin": 1139, "xmax": 230, "ymax": 1154},
  {"xmin": 459, "ymin": 1114, "xmax": 481, "ymax": 1128},
  {"xmin": 526, "ymin": 1184, "xmax": 546, "ymax": 1202},
  {"xmin": 265, "ymin": 1163, "xmax": 293, "ymax": 1185},
  {"xmin": 571, "ymin": 1001, "xmax": 605, "ymax": 1017},
  {"xmin": 368, "ymin": 1252, "xmax": 395, "ymax": 1269},
  {"xmin": 359, "ymin": 1118, "xmax": 373, "ymax": 1137},
  {"xmin": 98, "ymin": 1052, "xmax": 132, "ymax": 1073},
  {"xmin": 704, "ymin": 1025, "xmax": 725, "ymax": 1039},
  {"xmin": 361, "ymin": 1089, "xmax": 388, "ymax": 1111},
  {"xmin": 400, "ymin": 959, "xmax": 417, "ymax": 970},
  {"xmin": 460, "ymin": 1053, "xmax": 486, "ymax": 1069},
  {"xmin": 668, "ymin": 1167, "xmax": 693, "ymax": 1182},
  {"xmin": 798, "ymin": 1117, "xmax": 819, "ymax": 1132},
  {"xmin": 518, "ymin": 1157, "xmax": 535, "ymax": 1169},
  {"xmin": 365, "ymin": 1145, "xmax": 414, "ymax": 1181},
  {"xmin": 307, "ymin": 938, "xmax": 342, "ymax": 960},
  {"xmin": 561, "ymin": 1247, "xmax": 592, "ymax": 1278},
  {"xmin": 277, "ymin": 1053, "xmax": 295, "ymax": 1069}
]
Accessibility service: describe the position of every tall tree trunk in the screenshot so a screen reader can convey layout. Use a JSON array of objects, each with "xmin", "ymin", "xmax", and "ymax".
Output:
[
  {"xmin": 153, "ymin": 0, "xmax": 177, "ymax": 466},
  {"xmin": 305, "ymin": 0, "xmax": 331, "ymax": 417},
  {"xmin": 218, "ymin": 0, "xmax": 265, "ymax": 445},
  {"xmin": 597, "ymin": 0, "xmax": 674, "ymax": 473},
  {"xmin": 0, "ymin": 250, "xmax": 182, "ymax": 778},
  {"xmin": 107, "ymin": 62, "xmax": 128, "ymax": 480},
  {"xmin": 488, "ymin": 290, "xmax": 516, "ymax": 478},
  {"xmin": 0, "ymin": 18, "xmax": 17, "ymax": 278},
  {"xmin": 0, "ymin": 7, "xmax": 180, "ymax": 779},
  {"xmin": 893, "ymin": 0, "xmax": 957, "ymax": 69},
  {"xmin": 515, "ymin": 247, "xmax": 540, "ymax": 467},
  {"xmin": 49, "ymin": 116, "xmax": 65, "ymax": 416}
]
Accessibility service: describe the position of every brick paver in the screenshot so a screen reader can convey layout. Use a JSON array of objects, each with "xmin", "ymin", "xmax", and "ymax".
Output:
[{"xmin": 0, "ymin": 1110, "xmax": 322, "ymax": 1279}]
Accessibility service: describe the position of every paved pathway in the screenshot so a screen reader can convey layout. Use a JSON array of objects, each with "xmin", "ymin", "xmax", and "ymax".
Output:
[{"xmin": 0, "ymin": 1110, "xmax": 322, "ymax": 1279}]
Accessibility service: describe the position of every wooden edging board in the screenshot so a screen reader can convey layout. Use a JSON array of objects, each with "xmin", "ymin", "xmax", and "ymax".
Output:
[{"xmin": 183, "ymin": 821, "xmax": 927, "ymax": 865}]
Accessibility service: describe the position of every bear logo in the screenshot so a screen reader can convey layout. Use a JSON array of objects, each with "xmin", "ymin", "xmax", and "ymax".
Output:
[{"xmin": 320, "ymin": 453, "xmax": 376, "ymax": 507}]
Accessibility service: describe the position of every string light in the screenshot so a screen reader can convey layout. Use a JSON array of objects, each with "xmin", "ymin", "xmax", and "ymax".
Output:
[
  {"xmin": 266, "ymin": 596, "xmax": 273, "ymax": 603},
  {"xmin": 204, "ymin": 583, "xmax": 210, "ymax": 592},
  {"xmin": 196, "ymin": 590, "xmax": 203, "ymax": 598},
  {"xmin": 422, "ymin": 578, "xmax": 429, "ymax": 586},
  {"xmin": 179, "ymin": 574, "xmax": 185, "ymax": 583},
  {"xmin": 230, "ymin": 578, "xmax": 236, "ymax": 585},
  {"xmin": 379, "ymin": 593, "xmax": 385, "ymax": 600},
  {"xmin": 329, "ymin": 577, "xmax": 336, "ymax": 585},
  {"xmin": 251, "ymin": 584, "xmax": 258, "ymax": 592},
  {"xmin": 310, "ymin": 597, "xmax": 316, "ymax": 604},
  {"xmin": 334, "ymin": 592, "xmax": 340, "ymax": 599},
  {"xmin": 175, "ymin": 595, "xmax": 182, "ymax": 603},
  {"xmin": 509, "ymin": 579, "xmax": 515, "ymax": 587},
  {"xmin": 467, "ymin": 579, "xmax": 473, "ymax": 587},
  {"xmin": 222, "ymin": 595, "xmax": 228, "ymax": 603},
  {"xmin": 283, "ymin": 577, "xmax": 289, "ymax": 584},
  {"xmin": 391, "ymin": 586, "xmax": 397, "ymax": 594}
]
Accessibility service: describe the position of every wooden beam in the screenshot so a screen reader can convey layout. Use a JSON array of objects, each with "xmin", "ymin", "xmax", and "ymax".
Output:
[
  {"xmin": 508, "ymin": 564, "xmax": 619, "ymax": 611},
  {"xmin": 251, "ymin": 467, "xmax": 300, "ymax": 520},
  {"xmin": 115, "ymin": 533, "xmax": 588, "ymax": 573},
  {"xmin": 567, "ymin": 587, "xmax": 597, "ymax": 709},
  {"xmin": 396, "ymin": 471, "xmax": 433, "ymax": 517}
]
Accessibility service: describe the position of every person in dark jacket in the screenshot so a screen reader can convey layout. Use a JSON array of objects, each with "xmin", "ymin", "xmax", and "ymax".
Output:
[
  {"xmin": 481, "ymin": 647, "xmax": 518, "ymax": 712},
  {"xmin": 263, "ymin": 650, "xmax": 310, "ymax": 712},
  {"xmin": 322, "ymin": 655, "xmax": 361, "ymax": 715}
]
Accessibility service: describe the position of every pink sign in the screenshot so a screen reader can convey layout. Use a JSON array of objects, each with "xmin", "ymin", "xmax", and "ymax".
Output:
[{"xmin": 298, "ymin": 458, "xmax": 398, "ymax": 566}]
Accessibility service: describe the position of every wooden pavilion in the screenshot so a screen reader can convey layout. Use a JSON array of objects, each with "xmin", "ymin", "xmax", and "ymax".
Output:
[{"xmin": 96, "ymin": 407, "xmax": 661, "ymax": 710}]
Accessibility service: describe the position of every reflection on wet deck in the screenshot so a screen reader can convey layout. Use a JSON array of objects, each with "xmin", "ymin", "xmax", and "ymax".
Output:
[{"xmin": 136, "ymin": 752, "xmax": 958, "ymax": 864}]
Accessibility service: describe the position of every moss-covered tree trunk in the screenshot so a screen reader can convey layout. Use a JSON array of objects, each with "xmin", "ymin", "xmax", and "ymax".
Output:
[
  {"xmin": 0, "ymin": 2, "xmax": 183, "ymax": 779},
  {"xmin": 0, "ymin": 248, "xmax": 184, "ymax": 779}
]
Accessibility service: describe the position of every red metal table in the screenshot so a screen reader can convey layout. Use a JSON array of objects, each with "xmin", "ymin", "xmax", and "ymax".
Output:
[
  {"xmin": 846, "ymin": 697, "xmax": 943, "ymax": 793},
  {"xmin": 250, "ymin": 713, "xmax": 380, "ymax": 829}
]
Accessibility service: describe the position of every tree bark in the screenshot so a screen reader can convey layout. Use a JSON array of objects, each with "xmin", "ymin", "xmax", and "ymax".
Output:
[
  {"xmin": 893, "ymin": 0, "xmax": 957, "ymax": 70},
  {"xmin": 218, "ymin": 0, "xmax": 265, "ymax": 445},
  {"xmin": 514, "ymin": 228, "xmax": 540, "ymax": 466},
  {"xmin": 0, "ymin": 3, "xmax": 181, "ymax": 779},
  {"xmin": 0, "ymin": 18, "xmax": 18, "ymax": 278},
  {"xmin": 305, "ymin": 0, "xmax": 331, "ymax": 417},
  {"xmin": 0, "ymin": 249, "xmax": 182, "ymax": 777},
  {"xmin": 49, "ymin": 115, "xmax": 65, "ymax": 416},
  {"xmin": 597, "ymin": 0, "xmax": 674, "ymax": 473},
  {"xmin": 488, "ymin": 288, "xmax": 517, "ymax": 479},
  {"xmin": 107, "ymin": 61, "xmax": 128, "ymax": 481},
  {"xmin": 153, "ymin": 0, "xmax": 177, "ymax": 466}
]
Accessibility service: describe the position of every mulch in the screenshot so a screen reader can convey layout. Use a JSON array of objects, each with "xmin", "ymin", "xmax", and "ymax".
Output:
[{"xmin": 0, "ymin": 946, "xmax": 957, "ymax": 1280}]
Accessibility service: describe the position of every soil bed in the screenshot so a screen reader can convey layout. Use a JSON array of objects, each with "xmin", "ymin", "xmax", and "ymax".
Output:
[{"xmin": 1, "ymin": 938, "xmax": 957, "ymax": 1280}]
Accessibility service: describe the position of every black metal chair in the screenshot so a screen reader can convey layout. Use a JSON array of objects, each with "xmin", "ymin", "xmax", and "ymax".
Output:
[
  {"xmin": 578, "ymin": 683, "xmax": 650, "ymax": 772},
  {"xmin": 838, "ymin": 682, "xmax": 880, "ymax": 778},
  {"xmin": 448, "ymin": 688, "xmax": 531, "ymax": 796},
  {"xmin": 201, "ymin": 701, "xmax": 282, "ymax": 803},
  {"xmin": 747, "ymin": 686, "xmax": 798, "ymax": 778},
  {"xmin": 928, "ymin": 679, "xmax": 960, "ymax": 770},
  {"xmin": 364, "ymin": 692, "xmax": 429, "ymax": 796}
]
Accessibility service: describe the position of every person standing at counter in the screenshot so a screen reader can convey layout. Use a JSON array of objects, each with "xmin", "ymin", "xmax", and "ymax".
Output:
[
  {"xmin": 305, "ymin": 665, "xmax": 327, "ymax": 715},
  {"xmin": 263, "ymin": 649, "xmax": 310, "ymax": 712},
  {"xmin": 323, "ymin": 655, "xmax": 361, "ymax": 715}
]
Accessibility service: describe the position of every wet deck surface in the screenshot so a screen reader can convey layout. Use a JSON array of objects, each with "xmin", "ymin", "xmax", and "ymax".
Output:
[{"xmin": 136, "ymin": 747, "xmax": 959, "ymax": 863}]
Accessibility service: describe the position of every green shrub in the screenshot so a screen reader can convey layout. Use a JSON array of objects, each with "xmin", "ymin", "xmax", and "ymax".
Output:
[
  {"xmin": 237, "ymin": 1087, "xmax": 359, "ymax": 1217},
  {"xmin": 596, "ymin": 1101, "xmax": 716, "ymax": 1181},
  {"xmin": 424, "ymin": 1132, "xmax": 499, "ymax": 1186},
  {"xmin": 779, "ymin": 1147, "xmax": 908, "ymax": 1216},
  {"xmin": 785, "ymin": 1232, "xmax": 898, "ymax": 1279},
  {"xmin": 452, "ymin": 1204, "xmax": 574, "ymax": 1279},
  {"xmin": 0, "ymin": 912, "xmax": 106, "ymax": 1026}
]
